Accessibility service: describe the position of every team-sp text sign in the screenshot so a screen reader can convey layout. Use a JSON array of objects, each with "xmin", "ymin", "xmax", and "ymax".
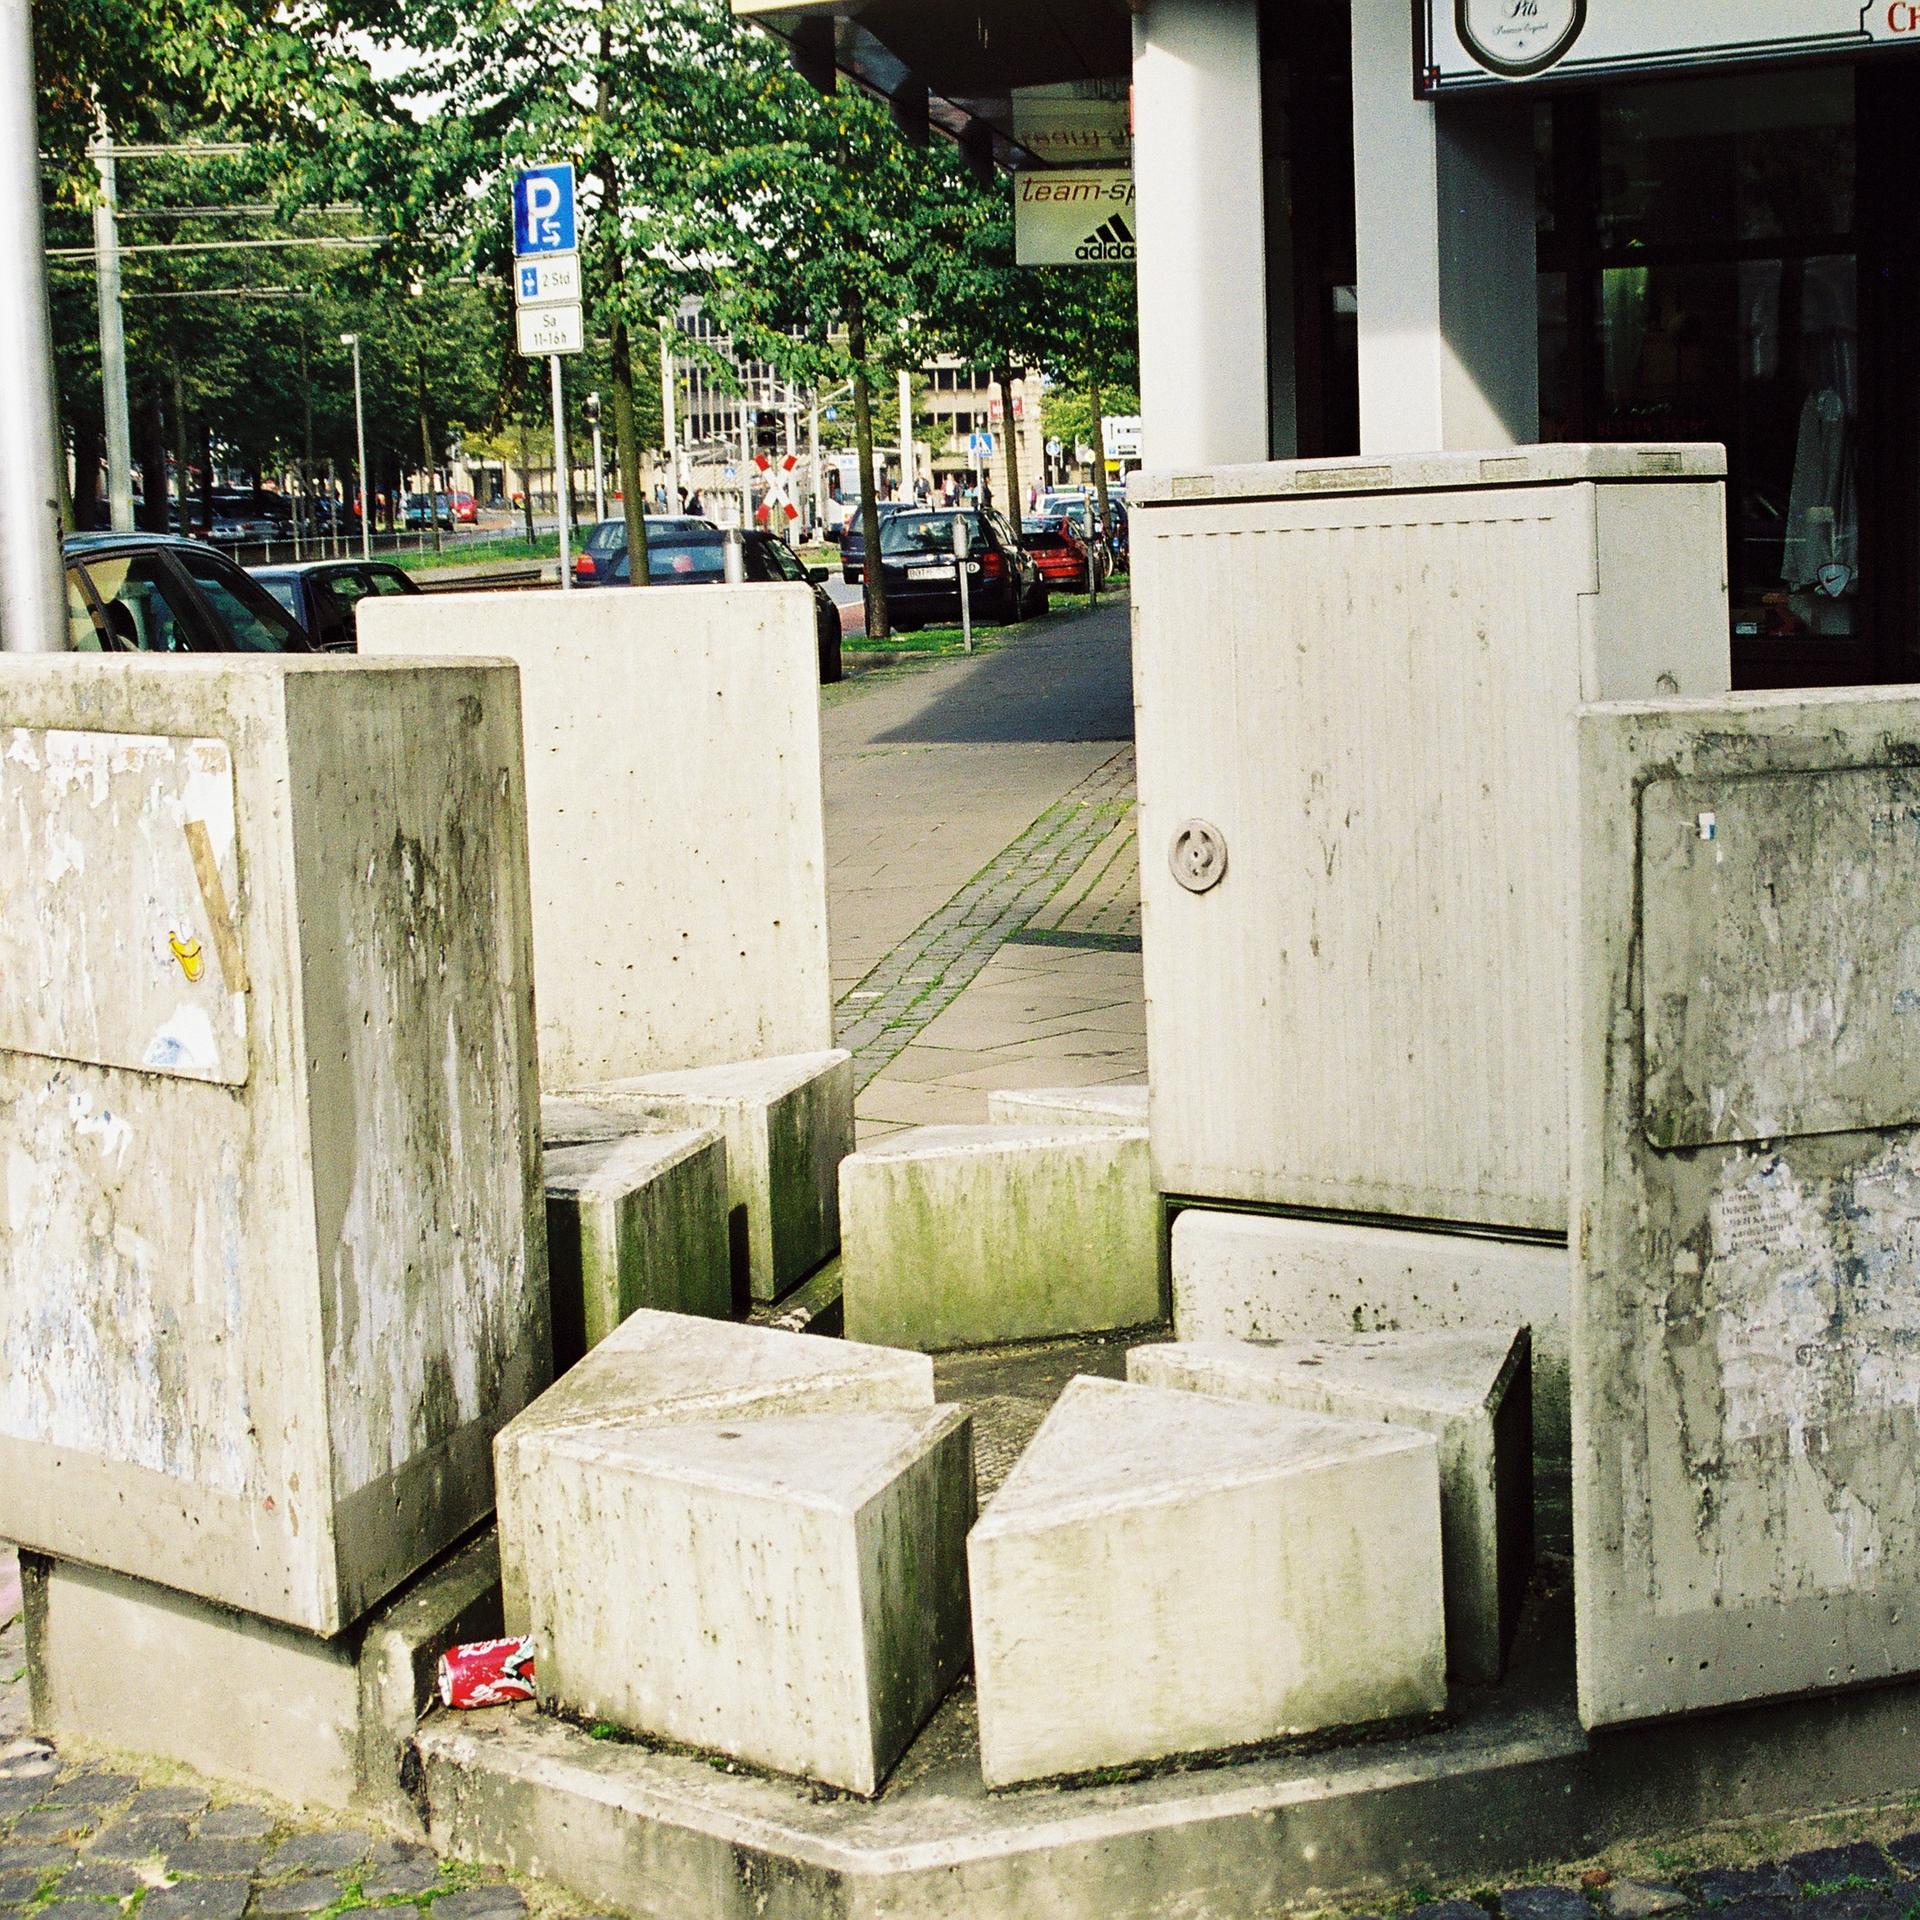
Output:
[{"xmin": 1013, "ymin": 169, "xmax": 1136, "ymax": 268}]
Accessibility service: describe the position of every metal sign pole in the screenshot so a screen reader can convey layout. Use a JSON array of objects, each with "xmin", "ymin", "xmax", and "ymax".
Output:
[
  {"xmin": 551, "ymin": 353, "xmax": 572, "ymax": 589},
  {"xmin": 953, "ymin": 510, "xmax": 972, "ymax": 655},
  {"xmin": 92, "ymin": 121, "xmax": 134, "ymax": 532},
  {"xmin": 0, "ymin": 0, "xmax": 67, "ymax": 649}
]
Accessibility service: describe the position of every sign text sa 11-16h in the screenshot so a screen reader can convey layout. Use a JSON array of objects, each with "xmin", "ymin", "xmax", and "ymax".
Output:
[{"xmin": 512, "ymin": 163, "xmax": 583, "ymax": 358}]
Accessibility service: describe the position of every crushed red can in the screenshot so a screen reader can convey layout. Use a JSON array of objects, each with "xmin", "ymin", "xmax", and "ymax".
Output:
[{"xmin": 437, "ymin": 1635, "xmax": 536, "ymax": 1709}]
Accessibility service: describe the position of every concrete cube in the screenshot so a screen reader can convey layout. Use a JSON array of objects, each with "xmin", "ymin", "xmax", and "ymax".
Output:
[
  {"xmin": 517, "ymin": 1406, "xmax": 974, "ymax": 1795},
  {"xmin": 358, "ymin": 585, "xmax": 833, "ymax": 1089},
  {"xmin": 584, "ymin": 1050, "xmax": 853, "ymax": 1304},
  {"xmin": 969, "ymin": 1377, "xmax": 1446, "ymax": 1788},
  {"xmin": 1128, "ymin": 1330, "xmax": 1532, "ymax": 1682},
  {"xmin": 841, "ymin": 1124, "xmax": 1161, "ymax": 1351},
  {"xmin": 987, "ymin": 1084, "xmax": 1149, "ymax": 1128},
  {"xmin": 0, "ymin": 657, "xmax": 546, "ymax": 1635},
  {"xmin": 1170, "ymin": 1208, "xmax": 1570, "ymax": 1538},
  {"xmin": 545, "ymin": 1127, "xmax": 731, "ymax": 1369},
  {"xmin": 494, "ymin": 1308, "xmax": 935, "ymax": 1632}
]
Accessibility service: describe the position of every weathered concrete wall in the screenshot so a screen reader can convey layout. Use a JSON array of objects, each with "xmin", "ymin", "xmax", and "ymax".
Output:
[
  {"xmin": 358, "ymin": 587, "xmax": 833, "ymax": 1089},
  {"xmin": 0, "ymin": 656, "xmax": 547, "ymax": 1635},
  {"xmin": 1575, "ymin": 689, "xmax": 1920, "ymax": 1728},
  {"xmin": 1130, "ymin": 448, "xmax": 1729, "ymax": 1232}
]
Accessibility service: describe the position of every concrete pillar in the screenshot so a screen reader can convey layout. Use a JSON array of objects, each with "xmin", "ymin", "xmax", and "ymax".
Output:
[
  {"xmin": 1132, "ymin": 0, "xmax": 1268, "ymax": 468},
  {"xmin": 1351, "ymin": 0, "xmax": 1538, "ymax": 453}
]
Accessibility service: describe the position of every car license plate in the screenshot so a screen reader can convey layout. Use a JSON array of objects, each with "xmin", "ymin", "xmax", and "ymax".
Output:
[{"xmin": 907, "ymin": 566, "xmax": 949, "ymax": 581}]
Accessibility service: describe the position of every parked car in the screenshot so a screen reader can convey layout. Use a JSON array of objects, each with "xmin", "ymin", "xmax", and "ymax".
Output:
[
  {"xmin": 249, "ymin": 558, "xmax": 421, "ymax": 651},
  {"xmin": 598, "ymin": 528, "xmax": 843, "ymax": 683},
  {"xmin": 572, "ymin": 514, "xmax": 716, "ymax": 585},
  {"xmin": 838, "ymin": 502, "xmax": 905, "ymax": 585},
  {"xmin": 64, "ymin": 532, "xmax": 316, "ymax": 652},
  {"xmin": 450, "ymin": 491, "xmax": 479, "ymax": 525},
  {"xmin": 404, "ymin": 492, "xmax": 455, "ymax": 531},
  {"xmin": 875, "ymin": 508, "xmax": 1047, "ymax": 630},
  {"xmin": 1020, "ymin": 516, "xmax": 1100, "ymax": 592}
]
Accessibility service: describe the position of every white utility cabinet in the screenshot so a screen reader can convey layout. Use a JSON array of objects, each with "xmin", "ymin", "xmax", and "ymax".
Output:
[{"xmin": 1129, "ymin": 445, "xmax": 1731, "ymax": 1232}]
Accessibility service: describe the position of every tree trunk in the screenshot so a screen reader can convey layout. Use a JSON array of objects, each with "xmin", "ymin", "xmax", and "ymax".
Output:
[
  {"xmin": 418, "ymin": 369, "xmax": 442, "ymax": 553},
  {"xmin": 517, "ymin": 415, "xmax": 536, "ymax": 544},
  {"xmin": 848, "ymin": 300, "xmax": 889, "ymax": 640},
  {"xmin": 199, "ymin": 423, "xmax": 214, "ymax": 538},
  {"xmin": 1089, "ymin": 379, "xmax": 1112, "ymax": 596},
  {"xmin": 610, "ymin": 318, "xmax": 650, "ymax": 582},
  {"xmin": 997, "ymin": 363, "xmax": 1021, "ymax": 519},
  {"xmin": 171, "ymin": 355, "xmax": 189, "ymax": 538},
  {"xmin": 300, "ymin": 330, "xmax": 315, "ymax": 556},
  {"xmin": 138, "ymin": 384, "xmax": 168, "ymax": 533}
]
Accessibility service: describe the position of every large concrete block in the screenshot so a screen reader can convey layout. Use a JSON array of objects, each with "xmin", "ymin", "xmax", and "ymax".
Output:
[
  {"xmin": 1170, "ymin": 1210, "xmax": 1570, "ymax": 1510},
  {"xmin": 969, "ymin": 1377, "xmax": 1445, "ymax": 1787},
  {"xmin": 495, "ymin": 1308, "xmax": 935, "ymax": 1632},
  {"xmin": 0, "ymin": 657, "xmax": 546, "ymax": 1635},
  {"xmin": 519, "ymin": 1407, "xmax": 974, "ymax": 1796},
  {"xmin": 1128, "ymin": 1330, "xmax": 1532, "ymax": 1682},
  {"xmin": 545, "ymin": 1128, "xmax": 731, "ymax": 1370},
  {"xmin": 583, "ymin": 1050, "xmax": 853, "ymax": 1304},
  {"xmin": 22, "ymin": 1530, "xmax": 503, "ymax": 1819},
  {"xmin": 840, "ymin": 1124, "xmax": 1161, "ymax": 1351},
  {"xmin": 359, "ymin": 585, "xmax": 833, "ymax": 1089},
  {"xmin": 1130, "ymin": 447, "xmax": 1729, "ymax": 1231},
  {"xmin": 1574, "ymin": 691, "xmax": 1920, "ymax": 1729},
  {"xmin": 987, "ymin": 1084, "xmax": 1149, "ymax": 1128}
]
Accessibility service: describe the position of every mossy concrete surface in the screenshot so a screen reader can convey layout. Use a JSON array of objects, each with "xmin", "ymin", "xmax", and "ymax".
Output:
[{"xmin": 840, "ymin": 1124, "xmax": 1160, "ymax": 1350}]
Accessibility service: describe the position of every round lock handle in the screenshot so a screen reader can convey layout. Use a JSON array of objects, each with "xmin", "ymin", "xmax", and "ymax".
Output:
[{"xmin": 1170, "ymin": 819, "xmax": 1227, "ymax": 894}]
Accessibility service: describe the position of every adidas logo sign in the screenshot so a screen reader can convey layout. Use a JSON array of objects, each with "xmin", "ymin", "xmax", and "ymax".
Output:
[{"xmin": 1075, "ymin": 213, "xmax": 1137, "ymax": 262}]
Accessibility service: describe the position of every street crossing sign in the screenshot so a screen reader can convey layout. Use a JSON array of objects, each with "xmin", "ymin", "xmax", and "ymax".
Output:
[{"xmin": 513, "ymin": 165, "xmax": 577, "ymax": 255}]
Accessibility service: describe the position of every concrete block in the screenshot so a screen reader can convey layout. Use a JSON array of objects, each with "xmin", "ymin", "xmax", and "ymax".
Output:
[
  {"xmin": 1169, "ymin": 1209, "xmax": 1570, "ymax": 1540},
  {"xmin": 22, "ymin": 1531, "xmax": 503, "ymax": 1820},
  {"xmin": 494, "ymin": 1308, "xmax": 935, "ymax": 1633},
  {"xmin": 545, "ymin": 1129, "xmax": 731, "ymax": 1370},
  {"xmin": 987, "ymin": 1084, "xmax": 1149, "ymax": 1128},
  {"xmin": 583, "ymin": 1050, "xmax": 852, "ymax": 1304},
  {"xmin": 1574, "ymin": 691, "xmax": 1920, "ymax": 1729},
  {"xmin": 1131, "ymin": 448, "xmax": 1729, "ymax": 1231},
  {"xmin": 358, "ymin": 585, "xmax": 833, "ymax": 1089},
  {"xmin": 969, "ymin": 1377, "xmax": 1445, "ymax": 1787},
  {"xmin": 0, "ymin": 657, "xmax": 546, "ymax": 1635},
  {"xmin": 1128, "ymin": 1330, "xmax": 1532, "ymax": 1682},
  {"xmin": 840, "ymin": 1124, "xmax": 1161, "ymax": 1351},
  {"xmin": 520, "ymin": 1407, "xmax": 974, "ymax": 1795}
]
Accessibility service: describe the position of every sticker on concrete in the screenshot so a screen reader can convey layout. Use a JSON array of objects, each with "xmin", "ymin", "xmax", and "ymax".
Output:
[{"xmin": 0, "ymin": 729, "xmax": 247, "ymax": 1085}]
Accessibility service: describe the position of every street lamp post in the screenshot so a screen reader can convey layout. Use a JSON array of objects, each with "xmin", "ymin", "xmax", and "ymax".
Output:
[
  {"xmin": 587, "ymin": 391, "xmax": 605, "ymax": 522},
  {"xmin": 341, "ymin": 332, "xmax": 372, "ymax": 560}
]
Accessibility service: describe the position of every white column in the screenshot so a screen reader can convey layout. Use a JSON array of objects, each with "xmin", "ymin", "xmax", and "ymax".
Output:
[
  {"xmin": 660, "ymin": 328, "xmax": 679, "ymax": 503},
  {"xmin": 1132, "ymin": 0, "xmax": 1268, "ymax": 470},
  {"xmin": 1351, "ymin": 0, "xmax": 1538, "ymax": 454},
  {"xmin": 898, "ymin": 369, "xmax": 915, "ymax": 500}
]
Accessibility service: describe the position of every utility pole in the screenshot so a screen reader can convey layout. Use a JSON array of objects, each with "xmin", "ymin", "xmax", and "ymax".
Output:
[
  {"xmin": 91, "ymin": 119, "xmax": 134, "ymax": 532},
  {"xmin": 660, "ymin": 328, "xmax": 679, "ymax": 507},
  {"xmin": 738, "ymin": 398, "xmax": 753, "ymax": 529},
  {"xmin": 587, "ymin": 391, "xmax": 605, "ymax": 522},
  {"xmin": 808, "ymin": 400, "xmax": 824, "ymax": 542},
  {"xmin": 551, "ymin": 353, "xmax": 572, "ymax": 588},
  {"xmin": 0, "ymin": 0, "xmax": 68, "ymax": 648}
]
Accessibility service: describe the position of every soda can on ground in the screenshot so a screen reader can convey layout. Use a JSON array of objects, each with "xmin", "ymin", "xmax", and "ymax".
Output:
[{"xmin": 437, "ymin": 1635, "xmax": 537, "ymax": 1708}]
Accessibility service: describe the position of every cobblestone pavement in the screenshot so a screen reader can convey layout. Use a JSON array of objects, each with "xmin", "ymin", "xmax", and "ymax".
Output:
[{"xmin": 0, "ymin": 1551, "xmax": 580, "ymax": 1920}]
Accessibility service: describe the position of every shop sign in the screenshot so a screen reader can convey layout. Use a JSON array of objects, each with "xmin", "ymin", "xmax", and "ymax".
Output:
[
  {"xmin": 1103, "ymin": 415, "xmax": 1144, "ymax": 461},
  {"xmin": 1014, "ymin": 169, "xmax": 1136, "ymax": 267},
  {"xmin": 1422, "ymin": 0, "xmax": 1920, "ymax": 93},
  {"xmin": 1011, "ymin": 83, "xmax": 1131, "ymax": 165}
]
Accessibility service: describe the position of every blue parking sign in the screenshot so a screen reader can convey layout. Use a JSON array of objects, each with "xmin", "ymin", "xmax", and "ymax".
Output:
[{"xmin": 513, "ymin": 164, "xmax": 576, "ymax": 255}]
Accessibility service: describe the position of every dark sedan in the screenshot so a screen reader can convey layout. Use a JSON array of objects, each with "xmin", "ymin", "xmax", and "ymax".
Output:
[
  {"xmin": 64, "ymin": 532, "xmax": 315, "ymax": 652},
  {"xmin": 572, "ymin": 514, "xmax": 717, "ymax": 584},
  {"xmin": 600, "ymin": 529, "xmax": 843, "ymax": 683},
  {"xmin": 838, "ymin": 502, "xmax": 905, "ymax": 585},
  {"xmin": 250, "ymin": 559, "xmax": 421, "ymax": 651},
  {"xmin": 876, "ymin": 509, "xmax": 1047, "ymax": 630}
]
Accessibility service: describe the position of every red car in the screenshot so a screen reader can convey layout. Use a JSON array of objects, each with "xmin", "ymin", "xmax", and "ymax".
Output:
[
  {"xmin": 450, "ymin": 491, "xmax": 479, "ymax": 524},
  {"xmin": 1020, "ymin": 516, "xmax": 1097, "ymax": 592}
]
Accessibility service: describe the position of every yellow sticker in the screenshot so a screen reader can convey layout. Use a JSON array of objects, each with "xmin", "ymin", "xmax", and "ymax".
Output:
[{"xmin": 168, "ymin": 933, "xmax": 205, "ymax": 983}]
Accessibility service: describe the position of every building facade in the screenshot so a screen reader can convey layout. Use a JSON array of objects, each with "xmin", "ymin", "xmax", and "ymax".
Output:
[{"xmin": 733, "ymin": 0, "xmax": 1920, "ymax": 687}]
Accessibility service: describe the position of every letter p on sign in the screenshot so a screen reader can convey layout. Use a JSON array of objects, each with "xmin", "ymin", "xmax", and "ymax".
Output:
[{"xmin": 514, "ymin": 164, "xmax": 577, "ymax": 255}]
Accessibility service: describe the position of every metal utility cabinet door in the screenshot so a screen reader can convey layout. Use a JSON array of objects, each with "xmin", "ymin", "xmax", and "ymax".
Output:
[{"xmin": 1130, "ymin": 446, "xmax": 1731, "ymax": 1234}]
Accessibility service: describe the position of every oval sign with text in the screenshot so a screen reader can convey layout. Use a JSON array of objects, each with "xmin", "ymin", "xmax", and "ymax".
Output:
[{"xmin": 1456, "ymin": 0, "xmax": 1587, "ymax": 77}]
